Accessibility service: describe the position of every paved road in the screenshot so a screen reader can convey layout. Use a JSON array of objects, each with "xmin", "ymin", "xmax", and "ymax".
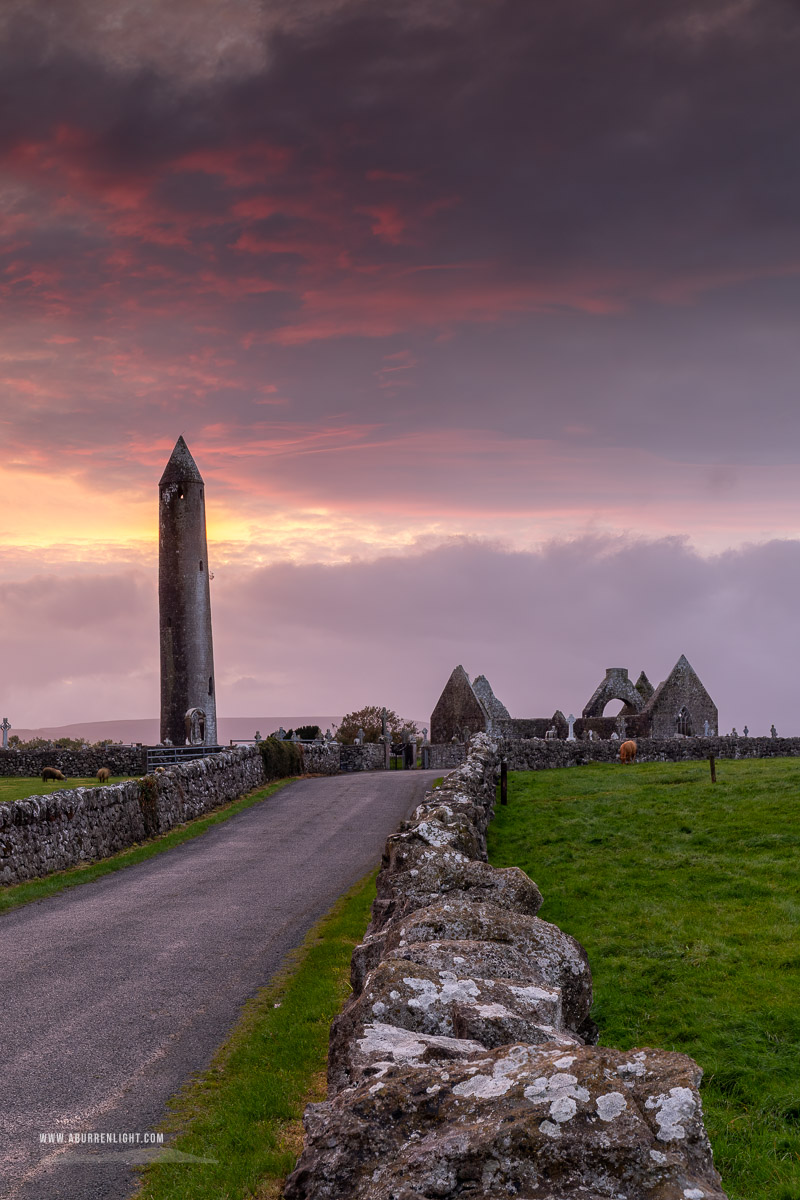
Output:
[{"xmin": 0, "ymin": 770, "xmax": 440, "ymax": 1200}]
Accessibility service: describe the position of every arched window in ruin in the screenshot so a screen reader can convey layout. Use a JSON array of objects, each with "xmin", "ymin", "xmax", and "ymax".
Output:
[{"xmin": 676, "ymin": 706, "xmax": 693, "ymax": 737}]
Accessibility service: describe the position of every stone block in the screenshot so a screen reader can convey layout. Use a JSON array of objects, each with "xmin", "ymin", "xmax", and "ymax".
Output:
[
  {"xmin": 287, "ymin": 1043, "xmax": 726, "ymax": 1200},
  {"xmin": 329, "ymin": 958, "xmax": 574, "ymax": 1092},
  {"xmin": 381, "ymin": 897, "xmax": 592, "ymax": 1033}
]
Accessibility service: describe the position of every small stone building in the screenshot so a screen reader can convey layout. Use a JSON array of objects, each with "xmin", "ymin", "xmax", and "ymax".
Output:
[{"xmin": 430, "ymin": 655, "xmax": 717, "ymax": 742}]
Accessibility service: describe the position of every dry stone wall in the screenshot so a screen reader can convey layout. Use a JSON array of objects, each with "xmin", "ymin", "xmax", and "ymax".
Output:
[
  {"xmin": 499, "ymin": 734, "xmax": 800, "ymax": 770},
  {"xmin": 429, "ymin": 735, "xmax": 800, "ymax": 772},
  {"xmin": 299, "ymin": 742, "xmax": 341, "ymax": 774},
  {"xmin": 0, "ymin": 745, "xmax": 267, "ymax": 886},
  {"xmin": 298, "ymin": 743, "xmax": 387, "ymax": 774},
  {"xmin": 286, "ymin": 733, "xmax": 728, "ymax": 1200},
  {"xmin": 0, "ymin": 745, "xmax": 147, "ymax": 778},
  {"xmin": 340, "ymin": 743, "xmax": 387, "ymax": 772}
]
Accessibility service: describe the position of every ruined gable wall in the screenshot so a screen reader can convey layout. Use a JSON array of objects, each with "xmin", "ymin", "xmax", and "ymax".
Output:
[
  {"xmin": 430, "ymin": 666, "xmax": 489, "ymax": 744},
  {"xmin": 647, "ymin": 661, "xmax": 719, "ymax": 739}
]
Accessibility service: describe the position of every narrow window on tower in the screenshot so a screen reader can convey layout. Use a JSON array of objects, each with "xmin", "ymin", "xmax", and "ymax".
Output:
[
  {"xmin": 208, "ymin": 676, "xmax": 214, "ymax": 696},
  {"xmin": 199, "ymin": 560, "xmax": 204, "ymax": 571},
  {"xmin": 178, "ymin": 485, "xmax": 185, "ymax": 499}
]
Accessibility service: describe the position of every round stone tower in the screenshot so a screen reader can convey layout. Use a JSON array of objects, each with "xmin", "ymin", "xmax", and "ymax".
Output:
[{"xmin": 159, "ymin": 436, "xmax": 218, "ymax": 747}]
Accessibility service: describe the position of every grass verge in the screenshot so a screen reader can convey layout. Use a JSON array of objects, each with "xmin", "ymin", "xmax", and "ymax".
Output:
[
  {"xmin": 488, "ymin": 758, "xmax": 800, "ymax": 1200},
  {"xmin": 0, "ymin": 777, "xmax": 296, "ymax": 916},
  {"xmin": 132, "ymin": 869, "xmax": 377, "ymax": 1200}
]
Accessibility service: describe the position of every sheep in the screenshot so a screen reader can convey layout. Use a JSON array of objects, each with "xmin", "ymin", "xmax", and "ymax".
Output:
[
  {"xmin": 96, "ymin": 767, "xmax": 111, "ymax": 784},
  {"xmin": 619, "ymin": 739, "xmax": 637, "ymax": 764},
  {"xmin": 42, "ymin": 767, "xmax": 66, "ymax": 782}
]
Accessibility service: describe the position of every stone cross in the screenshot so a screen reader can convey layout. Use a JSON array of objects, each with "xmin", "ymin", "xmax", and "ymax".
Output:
[
  {"xmin": 567, "ymin": 714, "xmax": 575, "ymax": 741},
  {"xmin": 381, "ymin": 707, "xmax": 387, "ymax": 738},
  {"xmin": 703, "ymin": 719, "xmax": 709, "ymax": 737},
  {"xmin": 254, "ymin": 730, "xmax": 262, "ymax": 742},
  {"xmin": 1, "ymin": 716, "xmax": 10, "ymax": 750},
  {"xmin": 743, "ymin": 725, "xmax": 749, "ymax": 738},
  {"xmin": 770, "ymin": 724, "xmax": 777, "ymax": 739},
  {"xmin": 422, "ymin": 726, "xmax": 429, "ymax": 744}
]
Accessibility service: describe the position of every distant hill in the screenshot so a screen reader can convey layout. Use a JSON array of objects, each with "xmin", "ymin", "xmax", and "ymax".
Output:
[{"xmin": 10, "ymin": 717, "xmax": 344, "ymax": 745}]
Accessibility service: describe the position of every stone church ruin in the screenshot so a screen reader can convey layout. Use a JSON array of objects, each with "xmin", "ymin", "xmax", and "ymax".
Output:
[{"xmin": 431, "ymin": 655, "xmax": 718, "ymax": 743}]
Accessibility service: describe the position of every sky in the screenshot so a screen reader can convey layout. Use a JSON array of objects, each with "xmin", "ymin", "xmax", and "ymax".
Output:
[{"xmin": 0, "ymin": 0, "xmax": 798, "ymax": 734}]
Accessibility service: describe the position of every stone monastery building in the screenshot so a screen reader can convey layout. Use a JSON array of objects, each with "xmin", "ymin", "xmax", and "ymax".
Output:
[{"xmin": 431, "ymin": 655, "xmax": 718, "ymax": 743}]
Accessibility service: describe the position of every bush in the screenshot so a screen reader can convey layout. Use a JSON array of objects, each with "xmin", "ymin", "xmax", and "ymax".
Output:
[
  {"xmin": 258, "ymin": 737, "xmax": 303, "ymax": 780},
  {"xmin": 295, "ymin": 724, "xmax": 321, "ymax": 740}
]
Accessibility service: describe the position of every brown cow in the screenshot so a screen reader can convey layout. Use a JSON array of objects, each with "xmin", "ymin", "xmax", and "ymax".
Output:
[
  {"xmin": 97, "ymin": 767, "xmax": 111, "ymax": 783},
  {"xmin": 42, "ymin": 767, "xmax": 66, "ymax": 782},
  {"xmin": 619, "ymin": 739, "xmax": 637, "ymax": 764}
]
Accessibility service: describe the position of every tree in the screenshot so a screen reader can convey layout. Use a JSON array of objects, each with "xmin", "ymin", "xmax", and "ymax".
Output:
[{"xmin": 334, "ymin": 706, "xmax": 420, "ymax": 745}]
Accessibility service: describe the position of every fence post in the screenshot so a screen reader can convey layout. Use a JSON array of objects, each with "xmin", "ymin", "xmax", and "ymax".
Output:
[
  {"xmin": 500, "ymin": 759, "xmax": 508, "ymax": 806},
  {"xmin": 709, "ymin": 754, "xmax": 716, "ymax": 783}
]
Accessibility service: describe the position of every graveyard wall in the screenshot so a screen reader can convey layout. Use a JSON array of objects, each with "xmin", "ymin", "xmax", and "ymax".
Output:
[
  {"xmin": 300, "ymin": 743, "xmax": 389, "ymax": 773},
  {"xmin": 340, "ymin": 743, "xmax": 387, "ymax": 772},
  {"xmin": 285, "ymin": 733, "xmax": 727, "ymax": 1199},
  {"xmin": 426, "ymin": 742, "xmax": 468, "ymax": 769},
  {"xmin": 300, "ymin": 743, "xmax": 341, "ymax": 774},
  {"xmin": 0, "ymin": 745, "xmax": 147, "ymax": 778},
  {"xmin": 498, "ymin": 734, "xmax": 800, "ymax": 770},
  {"xmin": 0, "ymin": 745, "xmax": 267, "ymax": 886},
  {"xmin": 428, "ymin": 735, "xmax": 799, "ymax": 771}
]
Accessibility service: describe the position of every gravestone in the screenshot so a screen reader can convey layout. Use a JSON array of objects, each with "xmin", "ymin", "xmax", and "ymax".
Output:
[{"xmin": 567, "ymin": 713, "xmax": 575, "ymax": 741}]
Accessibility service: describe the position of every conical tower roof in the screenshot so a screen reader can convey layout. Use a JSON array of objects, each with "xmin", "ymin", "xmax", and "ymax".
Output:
[{"xmin": 159, "ymin": 436, "xmax": 203, "ymax": 485}]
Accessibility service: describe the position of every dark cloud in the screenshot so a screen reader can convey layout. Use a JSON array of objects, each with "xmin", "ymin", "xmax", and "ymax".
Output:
[
  {"xmin": 1, "ymin": 536, "xmax": 794, "ymax": 731},
  {"xmin": 0, "ymin": 2, "xmax": 797, "ymax": 590},
  {"xmin": 215, "ymin": 533, "xmax": 798, "ymax": 736}
]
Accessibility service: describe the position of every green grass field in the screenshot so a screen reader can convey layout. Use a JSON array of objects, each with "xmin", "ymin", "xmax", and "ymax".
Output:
[
  {"xmin": 487, "ymin": 758, "xmax": 800, "ymax": 1200},
  {"xmin": 0, "ymin": 775, "xmax": 131, "ymax": 802}
]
